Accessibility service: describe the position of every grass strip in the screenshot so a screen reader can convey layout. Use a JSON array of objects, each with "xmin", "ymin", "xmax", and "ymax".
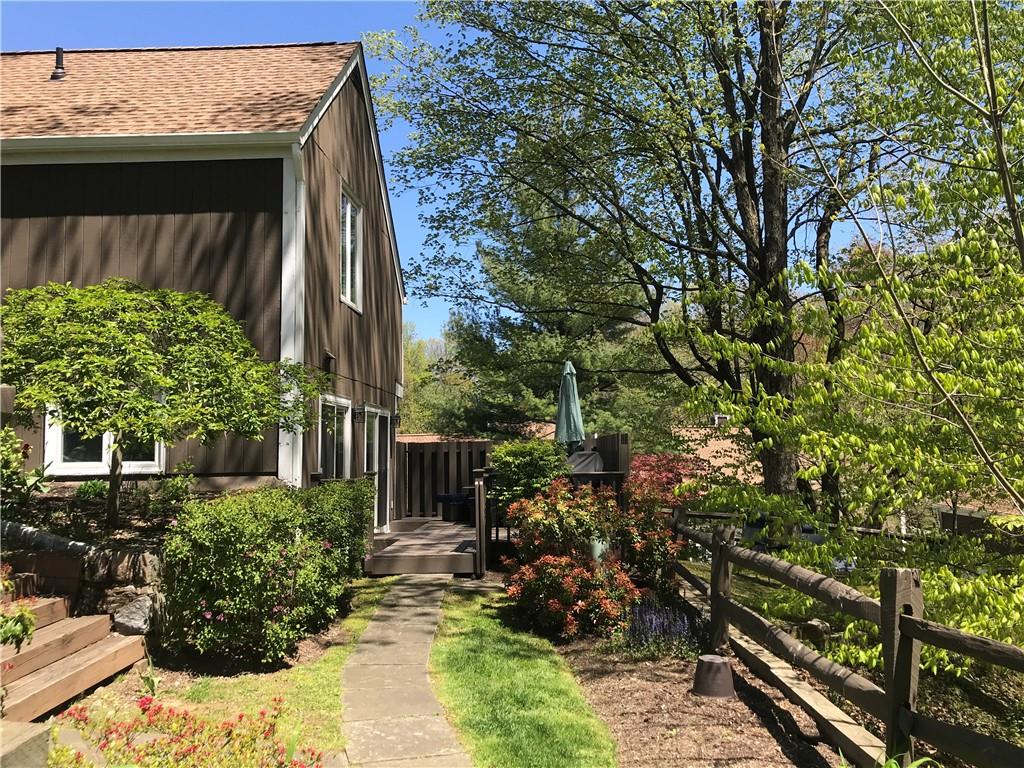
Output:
[
  {"xmin": 430, "ymin": 585, "xmax": 617, "ymax": 768},
  {"xmin": 177, "ymin": 576, "xmax": 394, "ymax": 751}
]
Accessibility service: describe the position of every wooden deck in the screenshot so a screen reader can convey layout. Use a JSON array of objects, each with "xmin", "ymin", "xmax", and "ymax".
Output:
[{"xmin": 365, "ymin": 519, "xmax": 477, "ymax": 575}]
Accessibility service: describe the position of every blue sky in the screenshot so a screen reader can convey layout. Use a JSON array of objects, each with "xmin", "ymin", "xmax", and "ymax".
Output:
[{"xmin": 1, "ymin": 1, "xmax": 451, "ymax": 339}]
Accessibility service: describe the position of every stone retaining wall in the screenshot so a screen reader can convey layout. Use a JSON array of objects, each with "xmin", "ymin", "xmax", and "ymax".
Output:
[{"xmin": 1, "ymin": 521, "xmax": 163, "ymax": 637}]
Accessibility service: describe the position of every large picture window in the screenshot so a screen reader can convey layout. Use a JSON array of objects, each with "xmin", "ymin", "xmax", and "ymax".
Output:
[
  {"xmin": 44, "ymin": 416, "xmax": 163, "ymax": 476},
  {"xmin": 340, "ymin": 189, "xmax": 362, "ymax": 308},
  {"xmin": 319, "ymin": 396, "xmax": 351, "ymax": 480}
]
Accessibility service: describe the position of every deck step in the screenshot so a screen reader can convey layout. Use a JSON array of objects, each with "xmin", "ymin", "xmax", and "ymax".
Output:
[
  {"xmin": 22, "ymin": 596, "xmax": 70, "ymax": 630},
  {"xmin": 2, "ymin": 634, "xmax": 145, "ymax": 721},
  {"xmin": 366, "ymin": 552, "xmax": 475, "ymax": 575},
  {"xmin": 1, "ymin": 615, "xmax": 112, "ymax": 684}
]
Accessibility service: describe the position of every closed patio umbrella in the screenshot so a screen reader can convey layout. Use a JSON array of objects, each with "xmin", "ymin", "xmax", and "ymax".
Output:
[{"xmin": 555, "ymin": 360, "xmax": 585, "ymax": 453}]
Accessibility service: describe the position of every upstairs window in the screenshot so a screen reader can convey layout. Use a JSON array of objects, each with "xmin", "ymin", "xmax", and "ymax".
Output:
[{"xmin": 340, "ymin": 190, "xmax": 363, "ymax": 308}]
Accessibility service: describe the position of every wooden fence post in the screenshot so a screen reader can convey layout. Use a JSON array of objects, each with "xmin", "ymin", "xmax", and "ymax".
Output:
[
  {"xmin": 880, "ymin": 567, "xmax": 924, "ymax": 766},
  {"xmin": 709, "ymin": 525, "xmax": 735, "ymax": 655}
]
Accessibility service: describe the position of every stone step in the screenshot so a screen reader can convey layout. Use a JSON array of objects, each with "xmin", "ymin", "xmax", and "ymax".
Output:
[
  {"xmin": 0, "ymin": 721, "xmax": 50, "ymax": 768},
  {"xmin": 2, "ymin": 634, "xmax": 145, "ymax": 721},
  {"xmin": 1, "ymin": 615, "xmax": 112, "ymax": 684}
]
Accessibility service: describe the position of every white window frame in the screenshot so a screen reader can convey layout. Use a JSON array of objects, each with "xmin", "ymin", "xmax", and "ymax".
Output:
[
  {"xmin": 44, "ymin": 415, "xmax": 165, "ymax": 476},
  {"xmin": 318, "ymin": 394, "xmax": 353, "ymax": 479},
  {"xmin": 339, "ymin": 184, "xmax": 363, "ymax": 312}
]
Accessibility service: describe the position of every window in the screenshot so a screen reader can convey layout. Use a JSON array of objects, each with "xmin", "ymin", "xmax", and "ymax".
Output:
[
  {"xmin": 340, "ymin": 190, "xmax": 362, "ymax": 308},
  {"xmin": 319, "ymin": 396, "xmax": 351, "ymax": 479},
  {"xmin": 44, "ymin": 416, "xmax": 164, "ymax": 476}
]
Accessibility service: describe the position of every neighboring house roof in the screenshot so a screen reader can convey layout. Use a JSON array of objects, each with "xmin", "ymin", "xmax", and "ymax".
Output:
[
  {"xmin": 0, "ymin": 42, "xmax": 358, "ymax": 138},
  {"xmin": 0, "ymin": 42, "xmax": 405, "ymax": 300}
]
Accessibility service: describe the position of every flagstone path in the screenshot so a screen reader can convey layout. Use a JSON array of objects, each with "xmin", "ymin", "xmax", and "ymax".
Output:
[{"xmin": 339, "ymin": 574, "xmax": 472, "ymax": 768}]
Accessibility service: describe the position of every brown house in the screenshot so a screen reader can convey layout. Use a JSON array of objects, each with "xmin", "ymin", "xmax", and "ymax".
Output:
[{"xmin": 0, "ymin": 43, "xmax": 405, "ymax": 527}]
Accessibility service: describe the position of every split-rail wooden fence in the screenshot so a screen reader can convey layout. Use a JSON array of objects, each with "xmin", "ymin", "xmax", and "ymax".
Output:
[{"xmin": 675, "ymin": 525, "xmax": 1024, "ymax": 768}]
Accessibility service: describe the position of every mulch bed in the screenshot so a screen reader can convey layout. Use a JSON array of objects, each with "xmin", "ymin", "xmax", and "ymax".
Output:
[{"xmin": 560, "ymin": 641, "xmax": 843, "ymax": 768}]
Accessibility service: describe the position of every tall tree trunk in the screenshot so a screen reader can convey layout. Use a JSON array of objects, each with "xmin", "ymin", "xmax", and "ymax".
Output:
[{"xmin": 106, "ymin": 432, "xmax": 123, "ymax": 528}]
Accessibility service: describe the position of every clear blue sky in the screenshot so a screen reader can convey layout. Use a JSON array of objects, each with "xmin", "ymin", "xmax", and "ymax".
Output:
[{"xmin": 1, "ymin": 1, "xmax": 451, "ymax": 340}]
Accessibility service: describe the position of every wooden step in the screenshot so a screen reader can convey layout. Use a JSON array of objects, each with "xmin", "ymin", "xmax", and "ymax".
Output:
[
  {"xmin": 1, "ymin": 615, "xmax": 112, "ymax": 685},
  {"xmin": 25, "ymin": 596, "xmax": 70, "ymax": 630},
  {"xmin": 366, "ymin": 552, "xmax": 475, "ymax": 575},
  {"xmin": 2, "ymin": 634, "xmax": 145, "ymax": 721}
]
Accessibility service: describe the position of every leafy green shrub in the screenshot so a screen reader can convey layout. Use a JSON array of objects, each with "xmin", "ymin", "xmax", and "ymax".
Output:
[
  {"xmin": 163, "ymin": 481, "xmax": 373, "ymax": 664},
  {"xmin": 74, "ymin": 480, "xmax": 109, "ymax": 502},
  {"xmin": 298, "ymin": 480, "xmax": 375, "ymax": 579},
  {"xmin": 1, "ymin": 425, "xmax": 49, "ymax": 514},
  {"xmin": 506, "ymin": 554, "xmax": 640, "ymax": 639},
  {"xmin": 491, "ymin": 439, "xmax": 570, "ymax": 512},
  {"xmin": 0, "ymin": 602, "xmax": 36, "ymax": 652},
  {"xmin": 134, "ymin": 461, "xmax": 196, "ymax": 518}
]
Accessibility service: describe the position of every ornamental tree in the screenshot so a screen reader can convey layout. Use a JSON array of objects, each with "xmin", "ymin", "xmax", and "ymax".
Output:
[{"xmin": 1, "ymin": 279, "xmax": 325, "ymax": 525}]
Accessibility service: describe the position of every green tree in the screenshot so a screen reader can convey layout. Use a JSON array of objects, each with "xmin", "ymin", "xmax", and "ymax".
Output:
[
  {"xmin": 1, "ymin": 279, "xmax": 324, "ymax": 525},
  {"xmin": 790, "ymin": 0, "xmax": 1024, "ymax": 517},
  {"xmin": 369, "ymin": 0, "xmax": 878, "ymax": 497}
]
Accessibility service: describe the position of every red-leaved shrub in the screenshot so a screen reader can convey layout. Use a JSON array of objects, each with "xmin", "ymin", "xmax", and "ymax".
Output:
[
  {"xmin": 506, "ymin": 554, "xmax": 640, "ymax": 639},
  {"xmin": 624, "ymin": 453, "xmax": 708, "ymax": 507},
  {"xmin": 505, "ymin": 478, "xmax": 618, "ymax": 561}
]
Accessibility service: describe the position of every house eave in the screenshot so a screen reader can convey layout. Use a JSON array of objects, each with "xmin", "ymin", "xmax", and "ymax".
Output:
[{"xmin": 0, "ymin": 130, "xmax": 300, "ymax": 160}]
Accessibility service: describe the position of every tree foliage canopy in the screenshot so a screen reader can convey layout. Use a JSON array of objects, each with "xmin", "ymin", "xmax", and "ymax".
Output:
[{"xmin": 371, "ymin": 0, "xmax": 1024, "ymax": 517}]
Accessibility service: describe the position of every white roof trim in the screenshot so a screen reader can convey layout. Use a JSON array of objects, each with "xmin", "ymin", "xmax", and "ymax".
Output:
[{"xmin": 298, "ymin": 49, "xmax": 405, "ymax": 301}]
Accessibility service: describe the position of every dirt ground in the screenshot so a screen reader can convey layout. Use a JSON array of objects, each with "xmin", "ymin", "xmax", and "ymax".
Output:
[{"xmin": 561, "ymin": 642, "xmax": 843, "ymax": 768}]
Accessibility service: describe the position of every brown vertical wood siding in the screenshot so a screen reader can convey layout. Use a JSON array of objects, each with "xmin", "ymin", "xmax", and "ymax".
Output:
[
  {"xmin": 301, "ymin": 71, "xmax": 403, "ymax": 486},
  {"xmin": 1, "ymin": 158, "xmax": 283, "ymax": 477}
]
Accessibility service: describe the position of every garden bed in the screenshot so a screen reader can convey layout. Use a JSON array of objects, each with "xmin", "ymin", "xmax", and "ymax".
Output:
[
  {"xmin": 560, "ymin": 640, "xmax": 842, "ymax": 768},
  {"xmin": 53, "ymin": 577, "xmax": 393, "ymax": 763}
]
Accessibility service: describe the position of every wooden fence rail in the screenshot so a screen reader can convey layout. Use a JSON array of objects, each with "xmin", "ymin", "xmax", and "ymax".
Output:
[{"xmin": 676, "ymin": 524, "xmax": 1024, "ymax": 768}]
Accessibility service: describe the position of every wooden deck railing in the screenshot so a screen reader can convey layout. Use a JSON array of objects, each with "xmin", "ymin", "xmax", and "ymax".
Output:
[{"xmin": 675, "ymin": 525, "xmax": 1024, "ymax": 768}]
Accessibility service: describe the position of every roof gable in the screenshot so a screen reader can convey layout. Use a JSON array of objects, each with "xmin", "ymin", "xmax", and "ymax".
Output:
[{"xmin": 0, "ymin": 42, "xmax": 358, "ymax": 139}]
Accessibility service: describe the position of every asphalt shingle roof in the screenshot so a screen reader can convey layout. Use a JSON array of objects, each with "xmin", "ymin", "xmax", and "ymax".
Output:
[{"xmin": 0, "ymin": 42, "xmax": 359, "ymax": 139}]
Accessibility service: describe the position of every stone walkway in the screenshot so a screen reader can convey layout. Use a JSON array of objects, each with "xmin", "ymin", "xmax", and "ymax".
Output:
[{"xmin": 340, "ymin": 574, "xmax": 472, "ymax": 768}]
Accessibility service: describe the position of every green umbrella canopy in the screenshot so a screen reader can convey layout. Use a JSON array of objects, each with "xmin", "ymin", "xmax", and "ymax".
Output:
[{"xmin": 555, "ymin": 360, "xmax": 586, "ymax": 450}]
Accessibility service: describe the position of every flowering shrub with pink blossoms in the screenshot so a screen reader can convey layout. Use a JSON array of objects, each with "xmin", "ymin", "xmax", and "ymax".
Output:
[
  {"xmin": 163, "ymin": 481, "xmax": 373, "ymax": 664},
  {"xmin": 49, "ymin": 695, "xmax": 324, "ymax": 767}
]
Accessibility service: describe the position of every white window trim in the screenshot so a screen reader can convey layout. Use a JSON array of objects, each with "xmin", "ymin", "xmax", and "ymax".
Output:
[
  {"xmin": 318, "ymin": 394, "xmax": 353, "ymax": 479},
  {"xmin": 362, "ymin": 406, "xmax": 391, "ymax": 532},
  {"xmin": 340, "ymin": 182, "xmax": 364, "ymax": 313},
  {"xmin": 44, "ymin": 415, "xmax": 165, "ymax": 476}
]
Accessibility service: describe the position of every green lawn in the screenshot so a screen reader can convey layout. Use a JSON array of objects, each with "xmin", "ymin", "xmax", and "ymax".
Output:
[
  {"xmin": 430, "ymin": 585, "xmax": 618, "ymax": 768},
  {"xmin": 173, "ymin": 576, "xmax": 394, "ymax": 752}
]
